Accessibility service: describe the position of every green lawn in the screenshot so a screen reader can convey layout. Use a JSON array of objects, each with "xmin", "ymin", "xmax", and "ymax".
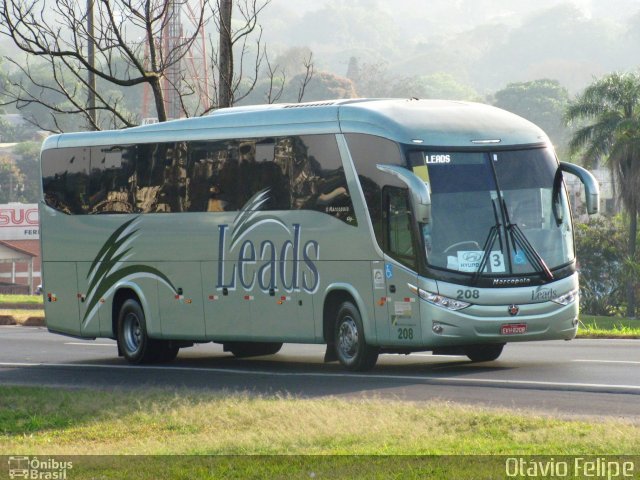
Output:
[
  {"xmin": 0, "ymin": 386, "xmax": 638, "ymax": 478},
  {"xmin": 578, "ymin": 314, "xmax": 640, "ymax": 338},
  {"xmin": 0, "ymin": 293, "xmax": 43, "ymax": 304}
]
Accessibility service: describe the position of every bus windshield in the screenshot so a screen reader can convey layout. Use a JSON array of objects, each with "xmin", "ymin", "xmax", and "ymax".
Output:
[{"xmin": 412, "ymin": 148, "xmax": 574, "ymax": 277}]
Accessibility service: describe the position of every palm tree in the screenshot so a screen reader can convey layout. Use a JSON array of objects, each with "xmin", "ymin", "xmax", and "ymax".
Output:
[{"xmin": 566, "ymin": 72, "xmax": 640, "ymax": 318}]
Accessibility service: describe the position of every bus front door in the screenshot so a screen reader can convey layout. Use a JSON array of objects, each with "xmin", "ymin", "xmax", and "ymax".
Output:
[{"xmin": 381, "ymin": 187, "xmax": 422, "ymax": 345}]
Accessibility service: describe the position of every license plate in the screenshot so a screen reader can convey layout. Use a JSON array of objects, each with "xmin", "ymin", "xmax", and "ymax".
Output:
[{"xmin": 501, "ymin": 323, "xmax": 527, "ymax": 335}]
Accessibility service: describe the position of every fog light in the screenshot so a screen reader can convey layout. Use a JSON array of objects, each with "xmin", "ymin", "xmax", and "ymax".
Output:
[
  {"xmin": 432, "ymin": 323, "xmax": 443, "ymax": 334},
  {"xmin": 572, "ymin": 317, "xmax": 579, "ymax": 327}
]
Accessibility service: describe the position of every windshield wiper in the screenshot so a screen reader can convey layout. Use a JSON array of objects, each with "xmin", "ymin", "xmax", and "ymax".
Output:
[
  {"xmin": 502, "ymin": 197, "xmax": 554, "ymax": 281},
  {"xmin": 472, "ymin": 198, "xmax": 504, "ymax": 284}
]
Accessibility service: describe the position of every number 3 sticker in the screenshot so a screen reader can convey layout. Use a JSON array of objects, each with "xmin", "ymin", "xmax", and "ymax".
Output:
[{"xmin": 490, "ymin": 251, "xmax": 505, "ymax": 273}]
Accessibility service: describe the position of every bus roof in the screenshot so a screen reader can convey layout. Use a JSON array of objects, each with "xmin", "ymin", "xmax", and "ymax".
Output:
[{"xmin": 42, "ymin": 98, "xmax": 550, "ymax": 150}]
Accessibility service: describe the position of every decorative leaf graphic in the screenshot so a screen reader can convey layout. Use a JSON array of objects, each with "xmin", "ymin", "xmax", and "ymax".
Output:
[
  {"xmin": 82, "ymin": 216, "xmax": 177, "ymax": 326},
  {"xmin": 230, "ymin": 188, "xmax": 289, "ymax": 250}
]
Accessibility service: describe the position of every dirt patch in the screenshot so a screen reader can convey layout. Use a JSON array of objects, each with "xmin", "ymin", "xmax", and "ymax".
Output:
[
  {"xmin": 0, "ymin": 315, "xmax": 16, "ymax": 325},
  {"xmin": 21, "ymin": 316, "xmax": 45, "ymax": 327}
]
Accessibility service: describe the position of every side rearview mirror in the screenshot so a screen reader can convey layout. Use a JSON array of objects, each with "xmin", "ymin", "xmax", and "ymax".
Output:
[
  {"xmin": 376, "ymin": 164, "xmax": 431, "ymax": 223},
  {"xmin": 560, "ymin": 162, "xmax": 600, "ymax": 215}
]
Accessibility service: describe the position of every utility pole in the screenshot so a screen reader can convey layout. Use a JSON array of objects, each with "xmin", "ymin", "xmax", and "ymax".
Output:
[{"xmin": 87, "ymin": 0, "xmax": 97, "ymax": 129}]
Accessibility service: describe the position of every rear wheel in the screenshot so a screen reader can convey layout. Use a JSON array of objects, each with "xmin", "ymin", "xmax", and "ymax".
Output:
[
  {"xmin": 464, "ymin": 344, "xmax": 504, "ymax": 362},
  {"xmin": 334, "ymin": 301, "xmax": 379, "ymax": 371},
  {"xmin": 117, "ymin": 298, "xmax": 174, "ymax": 364},
  {"xmin": 225, "ymin": 342, "xmax": 283, "ymax": 358}
]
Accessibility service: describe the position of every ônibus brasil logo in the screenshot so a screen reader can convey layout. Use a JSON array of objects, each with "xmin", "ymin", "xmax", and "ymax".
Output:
[{"xmin": 217, "ymin": 189, "xmax": 320, "ymax": 294}]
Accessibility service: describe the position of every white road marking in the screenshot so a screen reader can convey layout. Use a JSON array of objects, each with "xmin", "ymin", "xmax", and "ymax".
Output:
[
  {"xmin": 0, "ymin": 361, "xmax": 638, "ymax": 393},
  {"xmin": 574, "ymin": 359, "xmax": 640, "ymax": 365}
]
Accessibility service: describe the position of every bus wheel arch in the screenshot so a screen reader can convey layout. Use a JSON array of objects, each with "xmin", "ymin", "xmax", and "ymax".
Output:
[
  {"xmin": 323, "ymin": 289, "xmax": 379, "ymax": 371},
  {"xmin": 113, "ymin": 288, "xmax": 179, "ymax": 364},
  {"xmin": 323, "ymin": 289, "xmax": 354, "ymax": 348},
  {"xmin": 112, "ymin": 288, "xmax": 140, "ymax": 340}
]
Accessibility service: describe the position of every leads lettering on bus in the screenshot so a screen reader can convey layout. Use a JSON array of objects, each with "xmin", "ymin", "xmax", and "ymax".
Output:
[
  {"xmin": 216, "ymin": 223, "xmax": 320, "ymax": 294},
  {"xmin": 425, "ymin": 154, "xmax": 451, "ymax": 164}
]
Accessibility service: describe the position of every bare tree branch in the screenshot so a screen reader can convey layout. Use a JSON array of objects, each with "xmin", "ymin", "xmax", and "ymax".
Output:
[
  {"xmin": 297, "ymin": 52, "xmax": 314, "ymax": 103},
  {"xmin": 264, "ymin": 50, "xmax": 285, "ymax": 104},
  {"xmin": 0, "ymin": 0, "xmax": 210, "ymax": 129}
]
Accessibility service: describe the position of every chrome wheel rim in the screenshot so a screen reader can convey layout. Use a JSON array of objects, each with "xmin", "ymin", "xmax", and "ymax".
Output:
[
  {"xmin": 123, "ymin": 312, "xmax": 142, "ymax": 354},
  {"xmin": 337, "ymin": 316, "xmax": 359, "ymax": 360}
]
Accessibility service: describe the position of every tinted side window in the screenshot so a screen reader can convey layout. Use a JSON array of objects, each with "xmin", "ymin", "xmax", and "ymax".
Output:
[
  {"xmin": 384, "ymin": 186, "xmax": 417, "ymax": 270},
  {"xmin": 134, "ymin": 142, "xmax": 194, "ymax": 213},
  {"xmin": 345, "ymin": 134, "xmax": 405, "ymax": 245},
  {"xmin": 289, "ymin": 135, "xmax": 356, "ymax": 225},
  {"xmin": 88, "ymin": 145, "xmax": 136, "ymax": 214},
  {"xmin": 238, "ymin": 138, "xmax": 289, "ymax": 210},
  {"xmin": 42, "ymin": 147, "xmax": 90, "ymax": 214},
  {"xmin": 135, "ymin": 143, "xmax": 166, "ymax": 213}
]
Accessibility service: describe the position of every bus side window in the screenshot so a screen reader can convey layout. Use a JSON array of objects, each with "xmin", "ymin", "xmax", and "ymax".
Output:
[
  {"xmin": 383, "ymin": 186, "xmax": 417, "ymax": 270},
  {"xmin": 238, "ymin": 138, "xmax": 288, "ymax": 210},
  {"xmin": 88, "ymin": 145, "xmax": 136, "ymax": 214},
  {"xmin": 42, "ymin": 147, "xmax": 90, "ymax": 215},
  {"xmin": 289, "ymin": 134, "xmax": 356, "ymax": 225}
]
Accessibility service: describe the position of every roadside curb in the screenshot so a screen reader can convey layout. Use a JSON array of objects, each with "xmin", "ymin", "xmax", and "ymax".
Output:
[
  {"xmin": 22, "ymin": 316, "xmax": 46, "ymax": 327},
  {"xmin": 0, "ymin": 315, "xmax": 16, "ymax": 326},
  {"xmin": 0, "ymin": 316, "xmax": 45, "ymax": 327}
]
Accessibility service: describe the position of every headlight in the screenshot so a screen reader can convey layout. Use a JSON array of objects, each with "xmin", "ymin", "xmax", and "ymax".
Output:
[
  {"xmin": 552, "ymin": 289, "xmax": 579, "ymax": 306},
  {"xmin": 408, "ymin": 284, "xmax": 470, "ymax": 311}
]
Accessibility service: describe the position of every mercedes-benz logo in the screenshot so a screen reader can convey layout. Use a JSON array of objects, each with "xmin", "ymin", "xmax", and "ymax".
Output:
[{"xmin": 508, "ymin": 305, "xmax": 520, "ymax": 316}]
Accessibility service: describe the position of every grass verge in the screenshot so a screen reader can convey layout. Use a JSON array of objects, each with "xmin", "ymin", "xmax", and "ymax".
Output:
[
  {"xmin": 1, "ymin": 386, "xmax": 638, "ymax": 456},
  {"xmin": 1, "ymin": 387, "xmax": 639, "ymax": 478},
  {"xmin": 0, "ymin": 294, "xmax": 42, "ymax": 305},
  {"xmin": 578, "ymin": 314, "xmax": 640, "ymax": 339}
]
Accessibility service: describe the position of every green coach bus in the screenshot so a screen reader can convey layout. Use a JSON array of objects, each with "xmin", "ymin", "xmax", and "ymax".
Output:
[{"xmin": 39, "ymin": 98, "xmax": 599, "ymax": 370}]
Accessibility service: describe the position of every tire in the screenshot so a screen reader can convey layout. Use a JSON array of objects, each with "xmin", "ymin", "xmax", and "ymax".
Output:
[
  {"xmin": 333, "ymin": 301, "xmax": 379, "ymax": 371},
  {"xmin": 225, "ymin": 342, "xmax": 283, "ymax": 358},
  {"xmin": 117, "ymin": 298, "xmax": 162, "ymax": 364},
  {"xmin": 465, "ymin": 344, "xmax": 504, "ymax": 362}
]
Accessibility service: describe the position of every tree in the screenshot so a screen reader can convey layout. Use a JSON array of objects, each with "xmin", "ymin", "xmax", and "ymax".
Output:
[
  {"xmin": 0, "ymin": 155, "xmax": 26, "ymax": 203},
  {"xmin": 0, "ymin": 0, "xmax": 287, "ymax": 130},
  {"xmin": 0, "ymin": 0, "xmax": 209, "ymax": 129},
  {"xmin": 211, "ymin": 0, "xmax": 272, "ymax": 109},
  {"xmin": 12, "ymin": 141, "xmax": 40, "ymax": 202},
  {"xmin": 279, "ymin": 71, "xmax": 355, "ymax": 103},
  {"xmin": 574, "ymin": 217, "xmax": 627, "ymax": 316},
  {"xmin": 493, "ymin": 79, "xmax": 571, "ymax": 156},
  {"xmin": 566, "ymin": 72, "xmax": 640, "ymax": 318}
]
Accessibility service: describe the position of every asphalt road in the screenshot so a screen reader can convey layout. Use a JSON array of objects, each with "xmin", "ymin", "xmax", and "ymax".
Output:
[{"xmin": 1, "ymin": 325, "xmax": 639, "ymax": 420}]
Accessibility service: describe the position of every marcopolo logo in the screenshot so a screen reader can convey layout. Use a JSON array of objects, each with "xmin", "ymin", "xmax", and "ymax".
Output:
[{"xmin": 216, "ymin": 189, "xmax": 320, "ymax": 294}]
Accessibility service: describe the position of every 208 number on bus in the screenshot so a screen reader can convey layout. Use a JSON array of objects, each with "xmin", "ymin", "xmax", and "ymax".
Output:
[
  {"xmin": 397, "ymin": 327, "xmax": 414, "ymax": 340},
  {"xmin": 457, "ymin": 289, "xmax": 480, "ymax": 300}
]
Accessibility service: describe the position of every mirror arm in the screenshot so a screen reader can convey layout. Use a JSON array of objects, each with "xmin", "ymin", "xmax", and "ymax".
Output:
[
  {"xmin": 376, "ymin": 164, "xmax": 431, "ymax": 223},
  {"xmin": 560, "ymin": 162, "xmax": 600, "ymax": 215}
]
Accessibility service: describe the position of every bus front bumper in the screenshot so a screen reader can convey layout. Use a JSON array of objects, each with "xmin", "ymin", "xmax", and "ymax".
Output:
[{"xmin": 423, "ymin": 299, "xmax": 579, "ymax": 347}]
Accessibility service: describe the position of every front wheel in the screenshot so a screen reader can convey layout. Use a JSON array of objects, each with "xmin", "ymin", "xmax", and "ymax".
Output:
[
  {"xmin": 464, "ymin": 344, "xmax": 504, "ymax": 362},
  {"xmin": 334, "ymin": 301, "xmax": 379, "ymax": 371}
]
